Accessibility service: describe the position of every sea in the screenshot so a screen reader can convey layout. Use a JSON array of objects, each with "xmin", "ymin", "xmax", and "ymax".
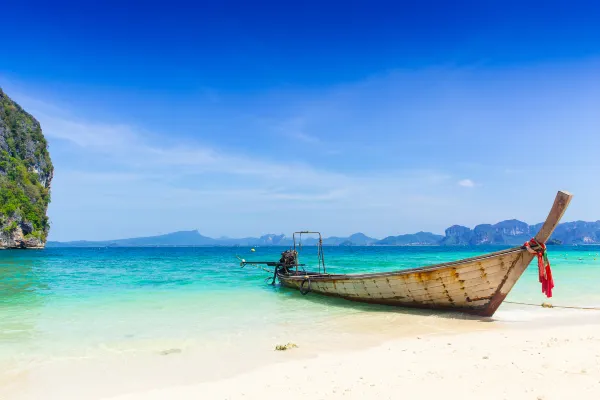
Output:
[{"xmin": 2, "ymin": 245, "xmax": 600, "ymax": 395}]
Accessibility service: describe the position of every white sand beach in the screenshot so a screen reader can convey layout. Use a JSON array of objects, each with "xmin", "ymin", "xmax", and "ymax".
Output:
[
  {"xmin": 3, "ymin": 309, "xmax": 600, "ymax": 400},
  {"xmin": 108, "ymin": 322, "xmax": 600, "ymax": 400}
]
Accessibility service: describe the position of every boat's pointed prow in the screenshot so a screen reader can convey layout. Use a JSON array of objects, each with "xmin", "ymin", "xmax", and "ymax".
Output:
[
  {"xmin": 534, "ymin": 191, "xmax": 573, "ymax": 243},
  {"xmin": 480, "ymin": 190, "xmax": 573, "ymax": 316}
]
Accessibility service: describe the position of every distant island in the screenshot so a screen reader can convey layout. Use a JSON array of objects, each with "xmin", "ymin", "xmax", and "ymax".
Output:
[{"xmin": 47, "ymin": 219, "xmax": 600, "ymax": 247}]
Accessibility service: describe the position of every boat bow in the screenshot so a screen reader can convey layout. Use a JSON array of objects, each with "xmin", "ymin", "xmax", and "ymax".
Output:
[{"xmin": 483, "ymin": 190, "xmax": 572, "ymax": 316}]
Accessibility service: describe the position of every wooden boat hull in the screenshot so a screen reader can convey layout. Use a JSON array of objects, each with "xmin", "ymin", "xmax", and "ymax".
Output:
[{"xmin": 278, "ymin": 191, "xmax": 572, "ymax": 317}]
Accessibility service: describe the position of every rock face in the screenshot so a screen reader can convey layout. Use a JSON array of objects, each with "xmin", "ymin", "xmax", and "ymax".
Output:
[
  {"xmin": 0, "ymin": 88, "xmax": 53, "ymax": 249},
  {"xmin": 547, "ymin": 220, "xmax": 600, "ymax": 245},
  {"xmin": 438, "ymin": 219, "xmax": 600, "ymax": 246},
  {"xmin": 439, "ymin": 225, "xmax": 473, "ymax": 245},
  {"xmin": 440, "ymin": 220, "xmax": 533, "ymax": 246},
  {"xmin": 377, "ymin": 231, "xmax": 443, "ymax": 246},
  {"xmin": 324, "ymin": 233, "xmax": 378, "ymax": 246},
  {"xmin": 258, "ymin": 234, "xmax": 287, "ymax": 245}
]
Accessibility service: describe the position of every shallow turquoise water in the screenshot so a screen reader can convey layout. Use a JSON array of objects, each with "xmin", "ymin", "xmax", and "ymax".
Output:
[{"xmin": 1, "ymin": 245, "xmax": 600, "ymax": 364}]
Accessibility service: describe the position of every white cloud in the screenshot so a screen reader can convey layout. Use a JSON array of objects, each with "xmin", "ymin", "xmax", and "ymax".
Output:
[
  {"xmin": 458, "ymin": 179, "xmax": 475, "ymax": 188},
  {"xmin": 42, "ymin": 116, "xmax": 137, "ymax": 148},
  {"xmin": 31, "ymin": 101, "xmax": 451, "ymax": 202},
  {"xmin": 31, "ymin": 108, "xmax": 333, "ymax": 184}
]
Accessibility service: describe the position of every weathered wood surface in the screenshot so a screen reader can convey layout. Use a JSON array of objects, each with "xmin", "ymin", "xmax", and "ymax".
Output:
[{"xmin": 279, "ymin": 191, "xmax": 573, "ymax": 317}]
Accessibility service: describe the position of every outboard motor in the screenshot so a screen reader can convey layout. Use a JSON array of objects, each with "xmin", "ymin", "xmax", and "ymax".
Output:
[{"xmin": 278, "ymin": 249, "xmax": 298, "ymax": 272}]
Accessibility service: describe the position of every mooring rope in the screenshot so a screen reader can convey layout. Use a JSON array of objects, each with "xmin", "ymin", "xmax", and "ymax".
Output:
[{"xmin": 504, "ymin": 301, "xmax": 600, "ymax": 311}]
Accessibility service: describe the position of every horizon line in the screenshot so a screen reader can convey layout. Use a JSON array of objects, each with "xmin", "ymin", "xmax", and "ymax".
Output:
[{"xmin": 46, "ymin": 218, "xmax": 599, "ymax": 243}]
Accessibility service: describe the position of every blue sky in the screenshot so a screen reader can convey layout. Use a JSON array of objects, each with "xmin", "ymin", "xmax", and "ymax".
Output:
[{"xmin": 1, "ymin": 0, "xmax": 600, "ymax": 241}]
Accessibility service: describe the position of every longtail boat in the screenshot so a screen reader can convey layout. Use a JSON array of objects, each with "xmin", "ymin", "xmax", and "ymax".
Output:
[{"xmin": 240, "ymin": 191, "xmax": 572, "ymax": 317}]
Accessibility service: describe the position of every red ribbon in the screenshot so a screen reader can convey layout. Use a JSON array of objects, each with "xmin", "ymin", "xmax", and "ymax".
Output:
[{"xmin": 524, "ymin": 239, "xmax": 554, "ymax": 298}]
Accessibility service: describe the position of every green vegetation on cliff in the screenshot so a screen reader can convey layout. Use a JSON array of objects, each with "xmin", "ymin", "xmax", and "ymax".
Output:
[{"xmin": 0, "ymin": 88, "xmax": 53, "ymax": 242}]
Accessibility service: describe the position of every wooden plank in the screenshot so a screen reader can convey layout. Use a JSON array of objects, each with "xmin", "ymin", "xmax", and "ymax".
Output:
[
  {"xmin": 284, "ymin": 268, "xmax": 503, "ymax": 302},
  {"xmin": 377, "ymin": 274, "xmax": 503, "ymax": 301},
  {"xmin": 314, "ymin": 259, "xmax": 511, "ymax": 293},
  {"xmin": 310, "ymin": 275, "xmax": 498, "ymax": 303},
  {"xmin": 346, "ymin": 269, "xmax": 500, "ymax": 298},
  {"xmin": 368, "ymin": 283, "xmax": 497, "ymax": 303}
]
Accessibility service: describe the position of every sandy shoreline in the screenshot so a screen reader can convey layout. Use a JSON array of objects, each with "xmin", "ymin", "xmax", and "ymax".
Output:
[
  {"xmin": 109, "ymin": 322, "xmax": 600, "ymax": 400},
  {"xmin": 2, "ymin": 309, "xmax": 600, "ymax": 400}
]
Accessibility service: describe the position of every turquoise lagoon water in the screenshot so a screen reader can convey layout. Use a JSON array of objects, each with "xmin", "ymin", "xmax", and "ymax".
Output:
[{"xmin": 2, "ymin": 245, "xmax": 600, "ymax": 370}]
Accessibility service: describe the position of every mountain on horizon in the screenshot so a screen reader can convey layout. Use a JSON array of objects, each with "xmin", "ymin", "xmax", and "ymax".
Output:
[
  {"xmin": 377, "ymin": 231, "xmax": 444, "ymax": 246},
  {"xmin": 47, "ymin": 230, "xmax": 216, "ymax": 247},
  {"xmin": 46, "ymin": 220, "xmax": 600, "ymax": 247}
]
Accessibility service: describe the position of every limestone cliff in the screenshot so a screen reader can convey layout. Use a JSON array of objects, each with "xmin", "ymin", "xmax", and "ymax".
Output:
[{"xmin": 0, "ymin": 88, "xmax": 53, "ymax": 248}]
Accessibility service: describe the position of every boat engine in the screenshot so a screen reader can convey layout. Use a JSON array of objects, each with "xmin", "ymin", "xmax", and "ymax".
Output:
[{"xmin": 278, "ymin": 249, "xmax": 298, "ymax": 272}]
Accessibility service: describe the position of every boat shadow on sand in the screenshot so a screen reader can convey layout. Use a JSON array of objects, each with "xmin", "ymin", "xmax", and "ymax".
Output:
[{"xmin": 274, "ymin": 284, "xmax": 496, "ymax": 323}]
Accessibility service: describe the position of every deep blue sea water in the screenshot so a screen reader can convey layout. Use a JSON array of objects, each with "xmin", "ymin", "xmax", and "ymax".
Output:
[{"xmin": 2, "ymin": 245, "xmax": 600, "ymax": 371}]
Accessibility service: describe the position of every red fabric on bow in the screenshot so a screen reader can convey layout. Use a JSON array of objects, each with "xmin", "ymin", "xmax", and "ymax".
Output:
[{"xmin": 524, "ymin": 239, "xmax": 554, "ymax": 298}]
